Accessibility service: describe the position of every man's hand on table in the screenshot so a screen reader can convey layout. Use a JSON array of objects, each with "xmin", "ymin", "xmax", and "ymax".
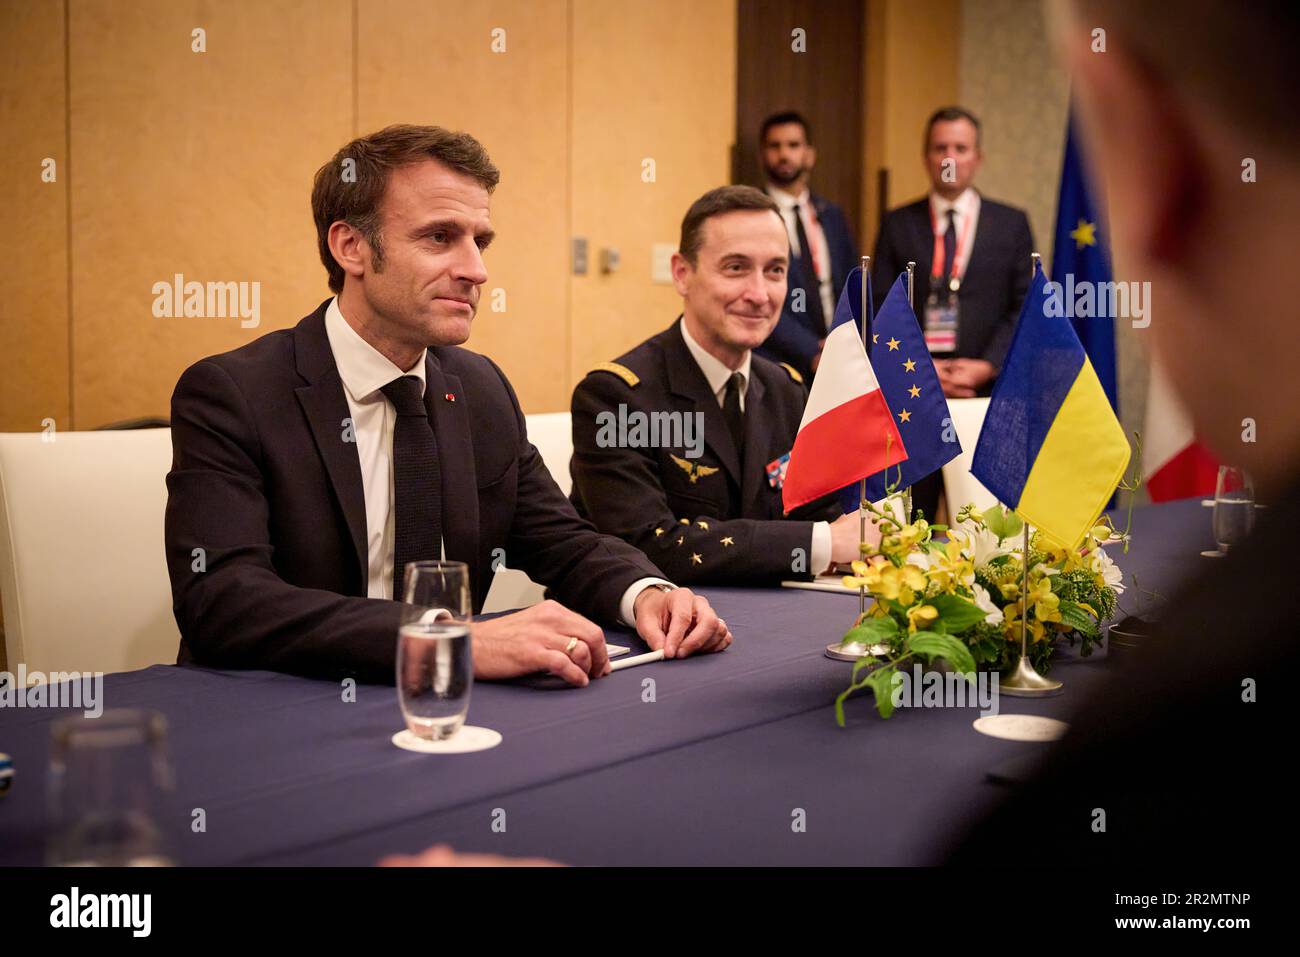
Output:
[
  {"xmin": 473, "ymin": 600, "xmax": 610, "ymax": 687},
  {"xmin": 470, "ymin": 587, "xmax": 731, "ymax": 687},
  {"xmin": 633, "ymin": 585, "xmax": 731, "ymax": 659}
]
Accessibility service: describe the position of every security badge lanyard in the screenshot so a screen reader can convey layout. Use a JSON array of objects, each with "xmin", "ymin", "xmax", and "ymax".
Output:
[{"xmin": 924, "ymin": 203, "xmax": 974, "ymax": 355}]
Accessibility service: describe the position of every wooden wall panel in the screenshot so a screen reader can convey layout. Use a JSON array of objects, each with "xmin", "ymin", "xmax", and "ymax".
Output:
[
  {"xmin": 861, "ymin": 0, "xmax": 960, "ymax": 248},
  {"xmin": 568, "ymin": 0, "xmax": 737, "ymax": 392},
  {"xmin": 1, "ymin": 0, "xmax": 70, "ymax": 433},
  {"xmin": 68, "ymin": 0, "xmax": 353, "ymax": 428},
  {"xmin": 735, "ymin": 0, "xmax": 864, "ymax": 245},
  {"xmin": 357, "ymin": 0, "xmax": 571, "ymax": 414},
  {"xmin": 9, "ymin": 0, "xmax": 738, "ymax": 423}
]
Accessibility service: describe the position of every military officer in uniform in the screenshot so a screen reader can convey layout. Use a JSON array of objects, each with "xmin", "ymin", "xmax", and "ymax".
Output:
[{"xmin": 569, "ymin": 186, "xmax": 869, "ymax": 585}]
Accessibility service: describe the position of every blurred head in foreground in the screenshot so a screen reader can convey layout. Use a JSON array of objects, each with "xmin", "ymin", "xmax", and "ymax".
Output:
[{"xmin": 1050, "ymin": 0, "xmax": 1300, "ymax": 498}]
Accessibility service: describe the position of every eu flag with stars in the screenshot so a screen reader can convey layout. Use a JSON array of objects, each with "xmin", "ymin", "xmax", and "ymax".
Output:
[
  {"xmin": 1052, "ymin": 111, "xmax": 1118, "ymax": 411},
  {"xmin": 831, "ymin": 268, "xmax": 959, "ymax": 507}
]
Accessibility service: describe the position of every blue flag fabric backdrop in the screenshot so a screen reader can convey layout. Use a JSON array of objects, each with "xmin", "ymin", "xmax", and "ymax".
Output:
[
  {"xmin": 1052, "ymin": 110, "xmax": 1119, "ymax": 411},
  {"xmin": 830, "ymin": 268, "xmax": 959, "ymax": 510}
]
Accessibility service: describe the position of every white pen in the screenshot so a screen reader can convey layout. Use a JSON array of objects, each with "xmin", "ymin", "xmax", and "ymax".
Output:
[{"xmin": 607, "ymin": 649, "xmax": 666, "ymax": 672}]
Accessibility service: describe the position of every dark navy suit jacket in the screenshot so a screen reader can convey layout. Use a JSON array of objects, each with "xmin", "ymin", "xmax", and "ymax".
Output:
[
  {"xmin": 164, "ymin": 300, "xmax": 662, "ymax": 683},
  {"xmin": 756, "ymin": 191, "xmax": 858, "ymax": 380},
  {"xmin": 870, "ymin": 193, "xmax": 1034, "ymax": 393}
]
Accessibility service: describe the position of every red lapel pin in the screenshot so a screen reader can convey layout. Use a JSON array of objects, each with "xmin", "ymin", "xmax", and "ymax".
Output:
[{"xmin": 444, "ymin": 392, "xmax": 456, "ymax": 402}]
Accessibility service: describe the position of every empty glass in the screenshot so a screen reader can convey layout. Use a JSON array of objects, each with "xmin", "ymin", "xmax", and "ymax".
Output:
[
  {"xmin": 48, "ymin": 708, "xmax": 174, "ymax": 866},
  {"xmin": 397, "ymin": 560, "xmax": 473, "ymax": 740},
  {"xmin": 1211, "ymin": 465, "xmax": 1256, "ymax": 555}
]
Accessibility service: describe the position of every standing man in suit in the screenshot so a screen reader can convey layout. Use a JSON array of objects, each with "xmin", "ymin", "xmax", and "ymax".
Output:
[
  {"xmin": 872, "ymin": 106, "xmax": 1034, "ymax": 521},
  {"xmin": 570, "ymin": 186, "xmax": 866, "ymax": 585},
  {"xmin": 755, "ymin": 111, "xmax": 859, "ymax": 382},
  {"xmin": 871, "ymin": 106, "xmax": 1034, "ymax": 399},
  {"xmin": 165, "ymin": 125, "xmax": 730, "ymax": 687},
  {"xmin": 948, "ymin": 0, "xmax": 1295, "ymax": 867}
]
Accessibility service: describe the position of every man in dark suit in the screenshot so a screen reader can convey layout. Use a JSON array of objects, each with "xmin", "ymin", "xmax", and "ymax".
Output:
[
  {"xmin": 872, "ymin": 106, "xmax": 1034, "ymax": 521},
  {"xmin": 871, "ymin": 106, "xmax": 1034, "ymax": 400},
  {"xmin": 947, "ymin": 0, "xmax": 1294, "ymax": 867},
  {"xmin": 754, "ymin": 111, "xmax": 858, "ymax": 382},
  {"xmin": 570, "ymin": 186, "xmax": 863, "ymax": 585},
  {"xmin": 165, "ymin": 125, "xmax": 730, "ymax": 688}
]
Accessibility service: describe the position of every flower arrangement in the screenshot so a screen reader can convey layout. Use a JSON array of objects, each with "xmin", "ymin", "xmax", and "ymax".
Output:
[{"xmin": 834, "ymin": 495, "xmax": 1127, "ymax": 723}]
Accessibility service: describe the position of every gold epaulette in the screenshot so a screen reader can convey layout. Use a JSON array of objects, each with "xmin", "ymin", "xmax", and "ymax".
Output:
[
  {"xmin": 778, "ymin": 362, "xmax": 804, "ymax": 384},
  {"xmin": 589, "ymin": 361, "xmax": 640, "ymax": 388}
]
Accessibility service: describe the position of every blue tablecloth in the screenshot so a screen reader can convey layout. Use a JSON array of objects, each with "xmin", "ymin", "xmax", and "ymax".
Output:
[{"xmin": 0, "ymin": 498, "xmax": 1213, "ymax": 865}]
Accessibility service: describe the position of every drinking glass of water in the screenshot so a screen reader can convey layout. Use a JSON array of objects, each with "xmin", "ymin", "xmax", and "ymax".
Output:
[
  {"xmin": 1212, "ymin": 465, "xmax": 1256, "ymax": 555},
  {"xmin": 397, "ymin": 560, "xmax": 472, "ymax": 741},
  {"xmin": 48, "ymin": 708, "xmax": 174, "ymax": 866}
]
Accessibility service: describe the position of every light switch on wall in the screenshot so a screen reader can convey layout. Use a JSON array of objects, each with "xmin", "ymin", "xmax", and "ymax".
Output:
[{"xmin": 651, "ymin": 243, "xmax": 676, "ymax": 284}]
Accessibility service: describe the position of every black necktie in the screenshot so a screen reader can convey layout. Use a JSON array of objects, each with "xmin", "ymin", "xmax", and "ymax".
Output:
[
  {"xmin": 723, "ymin": 372, "xmax": 745, "ymax": 459},
  {"xmin": 790, "ymin": 205, "xmax": 826, "ymax": 330},
  {"xmin": 941, "ymin": 208, "xmax": 958, "ymax": 285},
  {"xmin": 380, "ymin": 375, "xmax": 442, "ymax": 600}
]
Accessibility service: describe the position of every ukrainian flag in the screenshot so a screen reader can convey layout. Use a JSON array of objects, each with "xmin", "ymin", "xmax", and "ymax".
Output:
[{"xmin": 971, "ymin": 263, "xmax": 1130, "ymax": 549}]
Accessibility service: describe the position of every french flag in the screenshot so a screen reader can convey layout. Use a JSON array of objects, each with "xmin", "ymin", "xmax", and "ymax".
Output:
[
  {"xmin": 782, "ymin": 321, "xmax": 909, "ymax": 513},
  {"xmin": 1142, "ymin": 358, "xmax": 1219, "ymax": 502}
]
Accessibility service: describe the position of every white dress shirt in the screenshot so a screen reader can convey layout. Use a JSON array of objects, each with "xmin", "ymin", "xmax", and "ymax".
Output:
[
  {"xmin": 325, "ymin": 297, "xmax": 666, "ymax": 619},
  {"xmin": 767, "ymin": 185, "xmax": 836, "ymax": 327},
  {"xmin": 679, "ymin": 320, "xmax": 832, "ymax": 573},
  {"xmin": 928, "ymin": 187, "xmax": 982, "ymax": 282}
]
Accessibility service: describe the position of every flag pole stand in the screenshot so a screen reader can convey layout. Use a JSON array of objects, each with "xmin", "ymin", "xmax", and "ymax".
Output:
[
  {"xmin": 999, "ymin": 255, "xmax": 1063, "ymax": 697},
  {"xmin": 999, "ymin": 523, "xmax": 1063, "ymax": 696},
  {"xmin": 827, "ymin": 256, "xmax": 891, "ymax": 662}
]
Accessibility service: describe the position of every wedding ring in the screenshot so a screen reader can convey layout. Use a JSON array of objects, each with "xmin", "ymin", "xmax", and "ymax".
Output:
[{"xmin": 563, "ymin": 637, "xmax": 579, "ymax": 657}]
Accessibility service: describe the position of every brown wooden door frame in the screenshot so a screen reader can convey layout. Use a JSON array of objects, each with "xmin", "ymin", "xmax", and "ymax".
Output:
[{"xmin": 734, "ymin": 0, "xmax": 865, "ymax": 245}]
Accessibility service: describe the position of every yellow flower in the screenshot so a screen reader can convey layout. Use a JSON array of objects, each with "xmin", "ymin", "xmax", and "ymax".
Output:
[
  {"xmin": 1024, "ymin": 576, "xmax": 1062, "ymax": 625},
  {"xmin": 927, "ymin": 538, "xmax": 974, "ymax": 594},
  {"xmin": 906, "ymin": 604, "xmax": 938, "ymax": 633},
  {"xmin": 1003, "ymin": 603, "xmax": 1048, "ymax": 643},
  {"xmin": 1001, "ymin": 573, "xmax": 1062, "ymax": 644},
  {"xmin": 841, "ymin": 559, "xmax": 925, "ymax": 604},
  {"xmin": 897, "ymin": 520, "xmax": 926, "ymax": 548},
  {"xmin": 881, "ymin": 519, "xmax": 926, "ymax": 556},
  {"xmin": 841, "ymin": 557, "xmax": 888, "ymax": 591}
]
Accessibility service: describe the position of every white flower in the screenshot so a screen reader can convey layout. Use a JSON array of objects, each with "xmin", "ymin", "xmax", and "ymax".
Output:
[
  {"xmin": 949, "ymin": 522, "xmax": 1009, "ymax": 567},
  {"xmin": 905, "ymin": 550, "xmax": 932, "ymax": 571},
  {"xmin": 1090, "ymin": 547, "xmax": 1125, "ymax": 594},
  {"xmin": 972, "ymin": 583, "xmax": 1004, "ymax": 626}
]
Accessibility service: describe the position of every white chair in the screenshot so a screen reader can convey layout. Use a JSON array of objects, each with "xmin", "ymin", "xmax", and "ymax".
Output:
[
  {"xmin": 479, "ymin": 411, "xmax": 574, "ymax": 614},
  {"xmin": 0, "ymin": 430, "xmax": 179, "ymax": 680},
  {"xmin": 940, "ymin": 398, "xmax": 999, "ymax": 516},
  {"xmin": 525, "ymin": 411, "xmax": 574, "ymax": 497}
]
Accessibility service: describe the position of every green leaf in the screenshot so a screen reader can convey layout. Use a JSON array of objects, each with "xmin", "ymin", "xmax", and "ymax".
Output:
[
  {"xmin": 841, "ymin": 617, "xmax": 898, "ymax": 648},
  {"xmin": 905, "ymin": 631, "xmax": 977, "ymax": 676},
  {"xmin": 835, "ymin": 660, "xmax": 897, "ymax": 724},
  {"xmin": 984, "ymin": 505, "xmax": 1024, "ymax": 543},
  {"xmin": 1058, "ymin": 600, "xmax": 1100, "ymax": 638},
  {"xmin": 926, "ymin": 593, "xmax": 988, "ymax": 634},
  {"xmin": 849, "ymin": 653, "xmax": 879, "ymax": 682},
  {"xmin": 864, "ymin": 667, "xmax": 898, "ymax": 719}
]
